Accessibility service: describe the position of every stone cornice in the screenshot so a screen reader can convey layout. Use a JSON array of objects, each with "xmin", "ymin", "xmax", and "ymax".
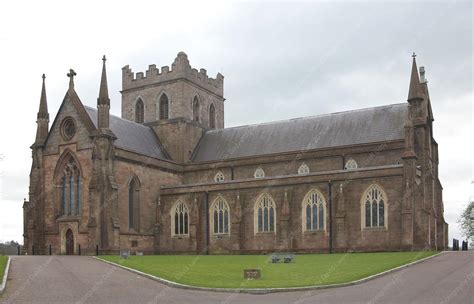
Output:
[{"xmin": 161, "ymin": 165, "xmax": 404, "ymax": 195}]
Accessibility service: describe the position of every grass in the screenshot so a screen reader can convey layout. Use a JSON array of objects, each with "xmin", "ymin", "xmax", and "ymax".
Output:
[
  {"xmin": 0, "ymin": 256, "xmax": 8, "ymax": 283},
  {"xmin": 100, "ymin": 251, "xmax": 436, "ymax": 288}
]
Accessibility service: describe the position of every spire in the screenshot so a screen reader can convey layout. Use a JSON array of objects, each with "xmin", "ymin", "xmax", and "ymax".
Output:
[
  {"xmin": 67, "ymin": 69, "xmax": 77, "ymax": 90},
  {"xmin": 34, "ymin": 74, "xmax": 50, "ymax": 146},
  {"xmin": 97, "ymin": 55, "xmax": 110, "ymax": 105},
  {"xmin": 407, "ymin": 53, "xmax": 423, "ymax": 101},
  {"xmin": 37, "ymin": 74, "xmax": 49, "ymax": 120},
  {"xmin": 97, "ymin": 55, "xmax": 111, "ymax": 129}
]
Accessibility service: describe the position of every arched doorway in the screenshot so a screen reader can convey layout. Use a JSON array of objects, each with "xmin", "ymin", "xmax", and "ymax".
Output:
[{"xmin": 65, "ymin": 228, "xmax": 74, "ymax": 255}]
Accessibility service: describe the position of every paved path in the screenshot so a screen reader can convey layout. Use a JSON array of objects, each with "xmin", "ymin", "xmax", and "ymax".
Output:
[{"xmin": 1, "ymin": 252, "xmax": 472, "ymax": 304}]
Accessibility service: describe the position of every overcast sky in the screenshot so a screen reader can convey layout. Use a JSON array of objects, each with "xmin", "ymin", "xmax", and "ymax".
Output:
[{"xmin": 0, "ymin": 0, "xmax": 472, "ymax": 244}]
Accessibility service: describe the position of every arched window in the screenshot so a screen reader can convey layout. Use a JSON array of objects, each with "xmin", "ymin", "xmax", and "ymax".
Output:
[
  {"xmin": 254, "ymin": 167, "xmax": 265, "ymax": 179},
  {"xmin": 214, "ymin": 171, "xmax": 225, "ymax": 183},
  {"xmin": 211, "ymin": 196, "xmax": 230, "ymax": 235},
  {"xmin": 135, "ymin": 98, "xmax": 144, "ymax": 123},
  {"xmin": 362, "ymin": 185, "xmax": 387, "ymax": 229},
  {"xmin": 302, "ymin": 189, "xmax": 326, "ymax": 231},
  {"xmin": 172, "ymin": 201, "xmax": 189, "ymax": 236},
  {"xmin": 128, "ymin": 176, "xmax": 140, "ymax": 231},
  {"xmin": 59, "ymin": 155, "xmax": 81, "ymax": 216},
  {"xmin": 298, "ymin": 162, "xmax": 310, "ymax": 175},
  {"xmin": 345, "ymin": 158, "xmax": 358, "ymax": 170},
  {"xmin": 254, "ymin": 193, "xmax": 276, "ymax": 233},
  {"xmin": 159, "ymin": 94, "xmax": 169, "ymax": 120},
  {"xmin": 209, "ymin": 103, "xmax": 216, "ymax": 129},
  {"xmin": 193, "ymin": 96, "xmax": 200, "ymax": 122}
]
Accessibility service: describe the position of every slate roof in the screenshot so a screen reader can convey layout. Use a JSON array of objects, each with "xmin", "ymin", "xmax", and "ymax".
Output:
[
  {"xmin": 84, "ymin": 106, "xmax": 168, "ymax": 160},
  {"xmin": 192, "ymin": 103, "xmax": 408, "ymax": 162}
]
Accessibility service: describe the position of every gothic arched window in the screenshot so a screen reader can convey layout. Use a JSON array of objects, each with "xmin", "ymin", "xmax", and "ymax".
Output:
[
  {"xmin": 254, "ymin": 167, "xmax": 265, "ymax": 179},
  {"xmin": 128, "ymin": 176, "xmax": 140, "ymax": 231},
  {"xmin": 345, "ymin": 158, "xmax": 358, "ymax": 170},
  {"xmin": 254, "ymin": 193, "xmax": 276, "ymax": 233},
  {"xmin": 302, "ymin": 189, "xmax": 326, "ymax": 231},
  {"xmin": 209, "ymin": 103, "xmax": 216, "ymax": 129},
  {"xmin": 362, "ymin": 185, "xmax": 387, "ymax": 229},
  {"xmin": 211, "ymin": 196, "xmax": 230, "ymax": 235},
  {"xmin": 135, "ymin": 98, "xmax": 144, "ymax": 123},
  {"xmin": 298, "ymin": 162, "xmax": 310, "ymax": 175},
  {"xmin": 172, "ymin": 201, "xmax": 189, "ymax": 236},
  {"xmin": 159, "ymin": 94, "xmax": 169, "ymax": 120},
  {"xmin": 193, "ymin": 96, "xmax": 200, "ymax": 122},
  {"xmin": 214, "ymin": 171, "xmax": 225, "ymax": 183},
  {"xmin": 60, "ymin": 155, "xmax": 81, "ymax": 216}
]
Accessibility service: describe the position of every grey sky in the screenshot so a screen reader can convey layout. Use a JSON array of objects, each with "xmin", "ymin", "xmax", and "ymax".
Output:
[{"xmin": 0, "ymin": 0, "xmax": 472, "ymax": 243}]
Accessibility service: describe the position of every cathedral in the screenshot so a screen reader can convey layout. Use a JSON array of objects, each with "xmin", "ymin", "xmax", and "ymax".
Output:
[{"xmin": 23, "ymin": 52, "xmax": 448, "ymax": 255}]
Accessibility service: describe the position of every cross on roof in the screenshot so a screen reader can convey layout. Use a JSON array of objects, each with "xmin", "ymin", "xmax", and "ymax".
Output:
[
  {"xmin": 67, "ymin": 69, "xmax": 76, "ymax": 89},
  {"xmin": 67, "ymin": 69, "xmax": 76, "ymax": 80},
  {"xmin": 412, "ymin": 52, "xmax": 416, "ymax": 58}
]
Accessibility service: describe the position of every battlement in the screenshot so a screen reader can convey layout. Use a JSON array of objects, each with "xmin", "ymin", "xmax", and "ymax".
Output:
[{"xmin": 122, "ymin": 52, "xmax": 224, "ymax": 96}]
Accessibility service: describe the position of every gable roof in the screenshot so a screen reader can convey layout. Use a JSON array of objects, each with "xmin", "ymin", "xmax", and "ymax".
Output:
[
  {"xmin": 84, "ymin": 106, "xmax": 169, "ymax": 160},
  {"xmin": 43, "ymin": 89, "xmax": 97, "ymax": 147},
  {"xmin": 192, "ymin": 103, "xmax": 408, "ymax": 162}
]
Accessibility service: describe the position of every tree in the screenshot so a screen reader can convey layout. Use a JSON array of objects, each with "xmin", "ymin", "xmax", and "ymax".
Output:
[
  {"xmin": 0, "ymin": 240, "xmax": 21, "ymax": 255},
  {"xmin": 457, "ymin": 200, "xmax": 474, "ymax": 247}
]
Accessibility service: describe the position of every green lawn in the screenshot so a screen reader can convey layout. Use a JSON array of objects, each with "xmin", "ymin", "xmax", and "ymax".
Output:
[
  {"xmin": 100, "ymin": 251, "xmax": 436, "ymax": 288},
  {"xmin": 0, "ymin": 256, "xmax": 8, "ymax": 282}
]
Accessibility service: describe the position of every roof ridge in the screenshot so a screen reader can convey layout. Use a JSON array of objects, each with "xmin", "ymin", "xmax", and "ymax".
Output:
[
  {"xmin": 207, "ymin": 102, "xmax": 407, "ymax": 132},
  {"xmin": 84, "ymin": 105, "xmax": 152, "ymax": 129}
]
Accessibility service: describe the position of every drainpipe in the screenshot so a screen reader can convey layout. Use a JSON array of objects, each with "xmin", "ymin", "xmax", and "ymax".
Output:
[
  {"xmin": 231, "ymin": 166, "xmax": 234, "ymax": 180},
  {"xmin": 205, "ymin": 191, "xmax": 210, "ymax": 255},
  {"xmin": 328, "ymin": 180, "xmax": 333, "ymax": 253}
]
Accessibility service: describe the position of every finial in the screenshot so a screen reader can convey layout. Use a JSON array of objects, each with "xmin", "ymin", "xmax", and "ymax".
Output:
[
  {"xmin": 38, "ymin": 72, "xmax": 49, "ymax": 120},
  {"xmin": 97, "ymin": 55, "xmax": 110, "ymax": 107},
  {"xmin": 407, "ymin": 53, "xmax": 423, "ymax": 101},
  {"xmin": 67, "ymin": 69, "xmax": 76, "ymax": 89}
]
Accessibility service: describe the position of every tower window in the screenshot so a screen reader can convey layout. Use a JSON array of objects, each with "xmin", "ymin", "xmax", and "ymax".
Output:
[
  {"xmin": 135, "ymin": 98, "xmax": 144, "ymax": 123},
  {"xmin": 128, "ymin": 176, "xmax": 140, "ymax": 231},
  {"xmin": 209, "ymin": 103, "xmax": 216, "ymax": 129},
  {"xmin": 193, "ymin": 96, "xmax": 200, "ymax": 122},
  {"xmin": 159, "ymin": 94, "xmax": 169, "ymax": 120}
]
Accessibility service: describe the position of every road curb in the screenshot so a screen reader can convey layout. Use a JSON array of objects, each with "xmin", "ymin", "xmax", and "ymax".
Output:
[
  {"xmin": 94, "ymin": 251, "xmax": 445, "ymax": 294},
  {"xmin": 0, "ymin": 256, "xmax": 11, "ymax": 294}
]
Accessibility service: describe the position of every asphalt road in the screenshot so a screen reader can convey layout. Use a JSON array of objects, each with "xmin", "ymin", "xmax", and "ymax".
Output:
[{"xmin": 1, "ymin": 251, "xmax": 472, "ymax": 304}]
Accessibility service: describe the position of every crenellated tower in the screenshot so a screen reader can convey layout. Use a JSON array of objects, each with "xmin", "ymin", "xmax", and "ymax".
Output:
[{"xmin": 121, "ymin": 52, "xmax": 225, "ymax": 163}]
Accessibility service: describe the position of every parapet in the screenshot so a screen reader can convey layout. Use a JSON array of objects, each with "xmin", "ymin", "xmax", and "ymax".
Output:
[{"xmin": 122, "ymin": 52, "xmax": 224, "ymax": 96}]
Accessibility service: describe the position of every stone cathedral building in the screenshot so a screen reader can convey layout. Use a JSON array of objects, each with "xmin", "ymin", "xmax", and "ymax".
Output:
[{"xmin": 23, "ymin": 52, "xmax": 447, "ymax": 255}]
